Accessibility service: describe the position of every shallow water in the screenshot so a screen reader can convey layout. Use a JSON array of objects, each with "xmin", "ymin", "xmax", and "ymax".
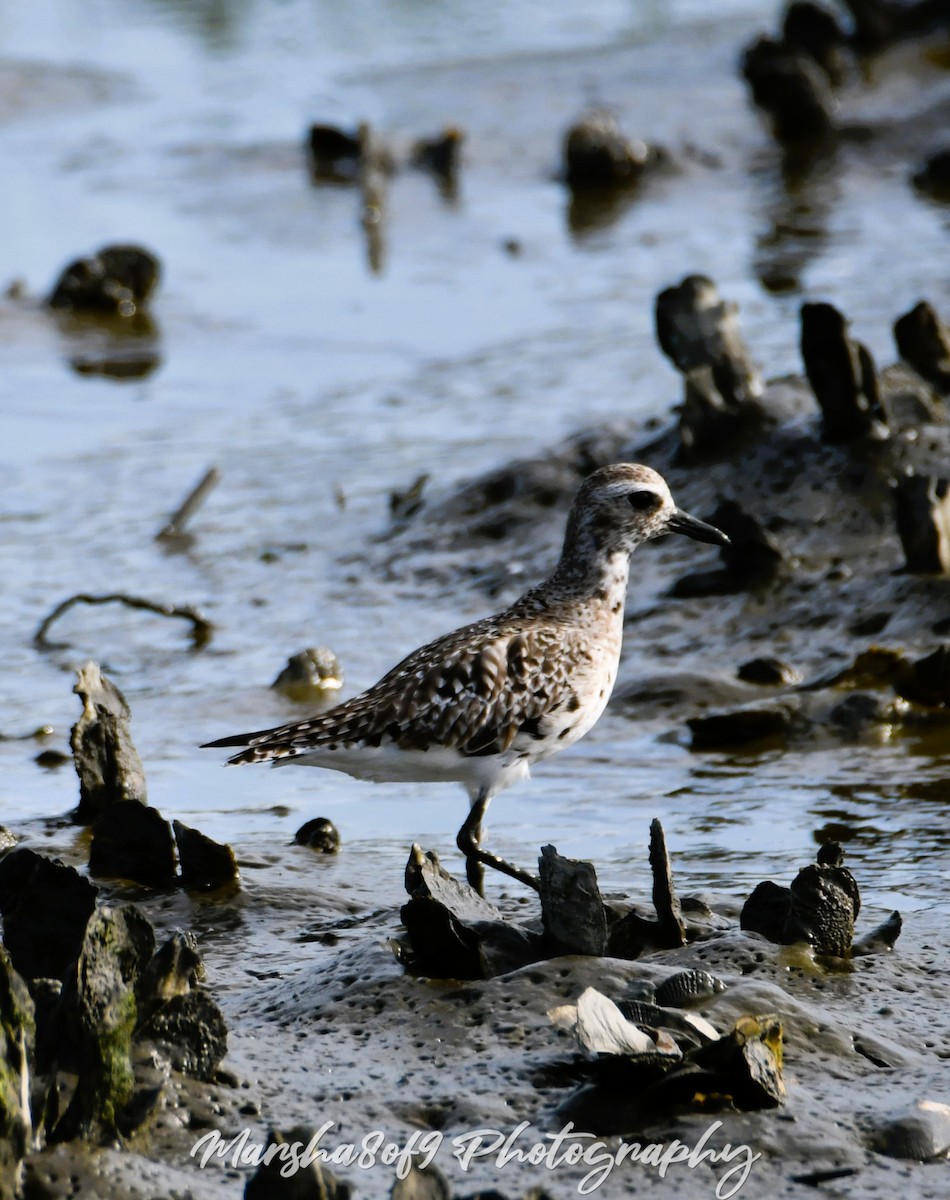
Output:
[{"xmin": 2, "ymin": 0, "xmax": 950, "ymax": 939}]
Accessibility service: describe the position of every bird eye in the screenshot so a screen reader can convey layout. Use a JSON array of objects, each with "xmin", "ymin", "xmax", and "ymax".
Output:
[{"xmin": 628, "ymin": 490, "xmax": 660, "ymax": 512}]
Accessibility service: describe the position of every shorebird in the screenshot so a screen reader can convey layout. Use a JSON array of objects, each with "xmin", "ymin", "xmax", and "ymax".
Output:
[{"xmin": 204, "ymin": 464, "xmax": 728, "ymax": 893}]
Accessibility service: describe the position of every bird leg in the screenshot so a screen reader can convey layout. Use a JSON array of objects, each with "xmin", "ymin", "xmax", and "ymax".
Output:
[{"xmin": 457, "ymin": 791, "xmax": 540, "ymax": 894}]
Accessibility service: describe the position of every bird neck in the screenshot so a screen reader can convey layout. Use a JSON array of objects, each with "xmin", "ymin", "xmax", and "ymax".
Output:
[{"xmin": 548, "ymin": 540, "xmax": 632, "ymax": 607}]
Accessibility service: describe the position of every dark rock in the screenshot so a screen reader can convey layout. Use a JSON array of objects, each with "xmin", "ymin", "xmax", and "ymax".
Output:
[
  {"xmin": 0, "ymin": 946, "xmax": 35, "ymax": 1169},
  {"xmin": 273, "ymin": 648, "xmax": 344, "ymax": 703},
  {"xmin": 673, "ymin": 1014, "xmax": 785, "ymax": 1109},
  {"xmin": 173, "ymin": 820, "xmax": 238, "ymax": 890},
  {"xmin": 741, "ymin": 36, "xmax": 836, "ymax": 141},
  {"xmin": 816, "ymin": 840, "xmax": 844, "ymax": 867},
  {"xmin": 563, "ymin": 109, "xmax": 657, "ymax": 189},
  {"xmin": 137, "ymin": 989, "xmax": 227, "ymax": 1081},
  {"xmin": 737, "ymin": 657, "xmax": 799, "ymax": 685},
  {"xmin": 52, "ymin": 906, "xmax": 148, "ymax": 1142},
  {"xmin": 244, "ymin": 1125, "xmax": 353, "ymax": 1198},
  {"xmin": 913, "ymin": 148, "xmax": 950, "ymax": 200},
  {"xmin": 894, "ymin": 475, "xmax": 950, "ymax": 574},
  {"xmin": 70, "ymin": 661, "xmax": 147, "ymax": 823},
  {"xmin": 800, "ymin": 302, "xmax": 885, "ymax": 441},
  {"xmin": 654, "ymin": 969, "xmax": 726, "ymax": 1008},
  {"xmin": 89, "ymin": 801, "xmax": 176, "ymax": 888},
  {"xmin": 136, "ymin": 931, "xmax": 203, "ymax": 1020},
  {"xmin": 852, "ymin": 910, "xmax": 902, "ymax": 955},
  {"xmin": 782, "ymin": 2, "xmax": 849, "ymax": 85},
  {"xmin": 47, "ymin": 245, "xmax": 160, "ymax": 316},
  {"xmin": 740, "ymin": 880, "xmax": 792, "ymax": 941},
  {"xmin": 900, "ymin": 644, "xmax": 950, "ymax": 705},
  {"xmin": 0, "ymin": 850, "xmax": 98, "ymax": 981},
  {"xmin": 294, "ymin": 817, "xmax": 342, "ymax": 853},
  {"xmin": 307, "ymin": 123, "xmax": 362, "ymax": 182},
  {"xmin": 894, "ymin": 301, "xmax": 950, "ymax": 395},
  {"xmin": 671, "ymin": 500, "xmax": 784, "ymax": 596},
  {"xmin": 538, "ymin": 846, "xmax": 608, "ymax": 956},
  {"xmin": 784, "ymin": 861, "xmax": 860, "ymax": 955},
  {"xmin": 868, "ymin": 1101, "xmax": 950, "ymax": 1160},
  {"xmin": 828, "ymin": 692, "xmax": 899, "ymax": 737},
  {"xmin": 400, "ymin": 848, "xmax": 544, "ymax": 979},
  {"xmin": 688, "ymin": 705, "xmax": 794, "ymax": 748},
  {"xmin": 655, "ymin": 276, "xmax": 764, "ymax": 458}
]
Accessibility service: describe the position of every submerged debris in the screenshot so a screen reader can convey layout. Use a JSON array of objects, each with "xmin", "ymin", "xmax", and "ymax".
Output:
[{"xmin": 155, "ymin": 466, "xmax": 221, "ymax": 547}]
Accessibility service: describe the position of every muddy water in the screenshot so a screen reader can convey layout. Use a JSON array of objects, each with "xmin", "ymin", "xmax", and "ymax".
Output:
[{"xmin": 1, "ymin": 3, "xmax": 950, "ymax": 1192}]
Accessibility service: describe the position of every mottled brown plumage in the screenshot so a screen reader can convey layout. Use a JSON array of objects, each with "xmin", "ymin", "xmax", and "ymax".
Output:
[{"xmin": 204, "ymin": 463, "xmax": 729, "ymax": 891}]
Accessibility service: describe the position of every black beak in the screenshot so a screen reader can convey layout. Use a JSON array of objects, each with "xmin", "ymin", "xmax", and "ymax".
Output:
[{"xmin": 667, "ymin": 507, "xmax": 731, "ymax": 547}]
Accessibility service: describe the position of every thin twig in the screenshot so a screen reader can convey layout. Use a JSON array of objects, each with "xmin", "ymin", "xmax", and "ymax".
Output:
[
  {"xmin": 156, "ymin": 466, "xmax": 221, "ymax": 541},
  {"xmin": 34, "ymin": 593, "xmax": 213, "ymax": 651}
]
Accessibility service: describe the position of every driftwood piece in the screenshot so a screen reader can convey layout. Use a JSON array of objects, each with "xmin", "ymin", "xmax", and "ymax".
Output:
[
  {"xmin": 893, "ymin": 474, "xmax": 950, "ymax": 574},
  {"xmin": 894, "ymin": 302, "xmax": 950, "ymax": 396},
  {"xmin": 155, "ymin": 466, "xmax": 220, "ymax": 544},
  {"xmin": 648, "ymin": 820, "xmax": 687, "ymax": 949},
  {"xmin": 359, "ymin": 123, "xmax": 389, "ymax": 275},
  {"xmin": 70, "ymin": 662, "xmax": 147, "ymax": 822},
  {"xmin": 800, "ymin": 302, "xmax": 885, "ymax": 440},
  {"xmin": 35, "ymin": 592, "xmax": 213, "ymax": 651}
]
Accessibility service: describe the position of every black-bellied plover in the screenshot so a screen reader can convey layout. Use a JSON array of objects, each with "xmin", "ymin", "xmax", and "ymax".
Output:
[{"xmin": 204, "ymin": 463, "xmax": 728, "ymax": 892}]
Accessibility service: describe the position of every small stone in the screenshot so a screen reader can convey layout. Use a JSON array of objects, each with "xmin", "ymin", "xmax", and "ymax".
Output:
[
  {"xmin": 173, "ymin": 820, "xmax": 239, "ymax": 890},
  {"xmin": 294, "ymin": 817, "xmax": 342, "ymax": 853},
  {"xmin": 740, "ymin": 880, "xmax": 792, "ymax": 942},
  {"xmin": 894, "ymin": 301, "xmax": 950, "ymax": 395},
  {"xmin": 738, "ymin": 657, "xmax": 799, "ymax": 686},
  {"xmin": 893, "ymin": 474, "xmax": 950, "ymax": 575},
  {"xmin": 272, "ymin": 648, "xmax": 344, "ymax": 703},
  {"xmin": 869, "ymin": 1101, "xmax": 950, "ymax": 1160}
]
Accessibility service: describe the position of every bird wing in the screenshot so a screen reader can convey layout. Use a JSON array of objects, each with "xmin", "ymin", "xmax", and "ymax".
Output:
[{"xmin": 204, "ymin": 615, "xmax": 588, "ymax": 765}]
